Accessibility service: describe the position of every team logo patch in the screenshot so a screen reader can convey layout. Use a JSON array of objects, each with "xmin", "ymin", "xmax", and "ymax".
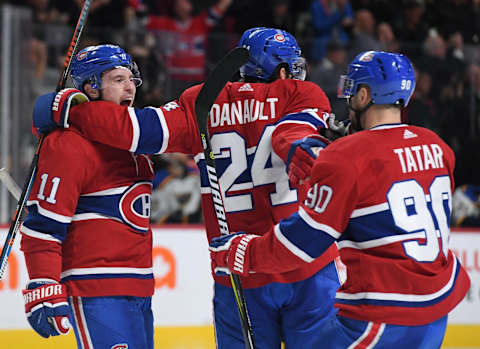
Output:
[
  {"xmin": 76, "ymin": 51, "xmax": 87, "ymax": 61},
  {"xmin": 111, "ymin": 344, "xmax": 128, "ymax": 349},
  {"xmin": 359, "ymin": 51, "xmax": 375, "ymax": 62},
  {"xmin": 274, "ymin": 34, "xmax": 285, "ymax": 42},
  {"xmin": 119, "ymin": 181, "xmax": 152, "ymax": 233}
]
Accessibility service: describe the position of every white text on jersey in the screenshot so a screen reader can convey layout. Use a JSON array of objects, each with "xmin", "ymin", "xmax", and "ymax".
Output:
[
  {"xmin": 393, "ymin": 144, "xmax": 444, "ymax": 173},
  {"xmin": 210, "ymin": 98, "xmax": 279, "ymax": 127}
]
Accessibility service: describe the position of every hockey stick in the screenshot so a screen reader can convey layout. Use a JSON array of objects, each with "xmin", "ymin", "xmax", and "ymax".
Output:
[
  {"xmin": 0, "ymin": 0, "xmax": 93, "ymax": 280},
  {"xmin": 194, "ymin": 47, "xmax": 256, "ymax": 349},
  {"xmin": 0, "ymin": 168, "xmax": 21, "ymax": 201}
]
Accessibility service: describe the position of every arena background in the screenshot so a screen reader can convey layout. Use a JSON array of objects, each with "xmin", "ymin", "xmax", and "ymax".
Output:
[{"xmin": 0, "ymin": 0, "xmax": 480, "ymax": 348}]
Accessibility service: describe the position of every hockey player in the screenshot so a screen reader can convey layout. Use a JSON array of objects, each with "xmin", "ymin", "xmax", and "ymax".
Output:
[
  {"xmin": 33, "ymin": 28, "xmax": 340, "ymax": 348},
  {"xmin": 209, "ymin": 51, "xmax": 471, "ymax": 348},
  {"xmin": 21, "ymin": 45, "xmax": 156, "ymax": 348}
]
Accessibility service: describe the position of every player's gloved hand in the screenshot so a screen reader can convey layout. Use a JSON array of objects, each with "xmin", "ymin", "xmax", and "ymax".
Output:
[
  {"xmin": 286, "ymin": 134, "xmax": 329, "ymax": 186},
  {"xmin": 209, "ymin": 232, "xmax": 260, "ymax": 277},
  {"xmin": 23, "ymin": 279, "xmax": 72, "ymax": 338},
  {"xmin": 33, "ymin": 88, "xmax": 89, "ymax": 135},
  {"xmin": 319, "ymin": 113, "xmax": 352, "ymax": 141}
]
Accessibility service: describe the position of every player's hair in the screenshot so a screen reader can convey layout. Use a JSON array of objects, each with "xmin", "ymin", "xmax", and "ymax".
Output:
[
  {"xmin": 338, "ymin": 51, "xmax": 416, "ymax": 107},
  {"xmin": 71, "ymin": 44, "xmax": 141, "ymax": 91},
  {"xmin": 238, "ymin": 27, "xmax": 306, "ymax": 82}
]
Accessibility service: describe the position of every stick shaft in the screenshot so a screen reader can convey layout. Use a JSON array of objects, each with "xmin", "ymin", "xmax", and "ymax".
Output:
[{"xmin": 194, "ymin": 47, "xmax": 256, "ymax": 349}]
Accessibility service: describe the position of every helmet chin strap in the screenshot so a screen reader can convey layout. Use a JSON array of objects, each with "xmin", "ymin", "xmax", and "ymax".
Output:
[{"xmin": 348, "ymin": 99, "xmax": 374, "ymax": 131}]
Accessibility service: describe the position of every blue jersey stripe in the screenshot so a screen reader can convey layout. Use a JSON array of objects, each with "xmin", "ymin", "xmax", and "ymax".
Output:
[
  {"xmin": 279, "ymin": 212, "xmax": 335, "ymax": 259},
  {"xmin": 23, "ymin": 205, "xmax": 69, "ymax": 241},
  {"xmin": 134, "ymin": 107, "xmax": 165, "ymax": 154},
  {"xmin": 276, "ymin": 111, "xmax": 327, "ymax": 129}
]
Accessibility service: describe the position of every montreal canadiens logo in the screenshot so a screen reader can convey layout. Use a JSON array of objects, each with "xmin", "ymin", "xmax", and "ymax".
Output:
[
  {"xmin": 119, "ymin": 182, "xmax": 152, "ymax": 232},
  {"xmin": 76, "ymin": 51, "xmax": 87, "ymax": 61},
  {"xmin": 359, "ymin": 51, "xmax": 375, "ymax": 62},
  {"xmin": 274, "ymin": 34, "xmax": 285, "ymax": 42},
  {"xmin": 111, "ymin": 344, "xmax": 128, "ymax": 349}
]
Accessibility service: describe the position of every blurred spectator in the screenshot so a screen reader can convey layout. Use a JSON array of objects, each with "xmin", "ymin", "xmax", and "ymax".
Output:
[
  {"xmin": 27, "ymin": 0, "xmax": 62, "ymax": 25},
  {"xmin": 452, "ymin": 185, "xmax": 480, "ymax": 227},
  {"xmin": 262, "ymin": 0, "xmax": 296, "ymax": 34},
  {"xmin": 447, "ymin": 30, "xmax": 465, "ymax": 62},
  {"xmin": 463, "ymin": 64, "xmax": 480, "ymax": 137},
  {"xmin": 146, "ymin": 0, "xmax": 233, "ymax": 99},
  {"xmin": 405, "ymin": 70, "xmax": 439, "ymax": 132},
  {"xmin": 466, "ymin": 0, "xmax": 480, "ymax": 44},
  {"xmin": 309, "ymin": 0, "xmax": 354, "ymax": 63},
  {"xmin": 417, "ymin": 32, "xmax": 464, "ymax": 103},
  {"xmin": 350, "ymin": 0, "xmax": 397, "ymax": 24},
  {"xmin": 53, "ymin": 0, "xmax": 129, "ymax": 41},
  {"xmin": 347, "ymin": 8, "xmax": 381, "ymax": 60},
  {"xmin": 309, "ymin": 41, "xmax": 348, "ymax": 118},
  {"xmin": 425, "ymin": 0, "xmax": 480, "ymax": 45},
  {"xmin": 151, "ymin": 154, "xmax": 202, "ymax": 224},
  {"xmin": 376, "ymin": 21, "xmax": 400, "ymax": 52},
  {"xmin": 29, "ymin": 38, "xmax": 47, "ymax": 80},
  {"xmin": 393, "ymin": 0, "xmax": 429, "ymax": 59}
]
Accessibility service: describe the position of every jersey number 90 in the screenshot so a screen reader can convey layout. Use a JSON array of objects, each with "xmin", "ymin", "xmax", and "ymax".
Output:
[{"xmin": 387, "ymin": 176, "xmax": 451, "ymax": 262}]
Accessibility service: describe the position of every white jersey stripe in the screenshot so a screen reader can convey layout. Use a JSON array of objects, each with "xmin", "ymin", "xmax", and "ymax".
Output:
[
  {"xmin": 336, "ymin": 257, "xmax": 458, "ymax": 303},
  {"xmin": 193, "ymin": 151, "xmax": 205, "ymax": 163},
  {"xmin": 26, "ymin": 200, "xmax": 72, "ymax": 223},
  {"xmin": 82, "ymin": 186, "xmax": 129, "ymax": 196},
  {"xmin": 276, "ymin": 119, "xmax": 318, "ymax": 129},
  {"xmin": 127, "ymin": 107, "xmax": 140, "ymax": 153},
  {"xmin": 21, "ymin": 225, "xmax": 62, "ymax": 243},
  {"xmin": 200, "ymin": 186, "xmax": 211, "ymax": 194},
  {"xmin": 299, "ymin": 207, "xmax": 341, "ymax": 239},
  {"xmin": 337, "ymin": 231, "xmax": 427, "ymax": 250},
  {"xmin": 150, "ymin": 107, "xmax": 169, "ymax": 154},
  {"xmin": 71, "ymin": 213, "xmax": 122, "ymax": 222},
  {"xmin": 61, "ymin": 266, "xmax": 154, "ymax": 278},
  {"xmin": 350, "ymin": 202, "xmax": 389, "ymax": 218}
]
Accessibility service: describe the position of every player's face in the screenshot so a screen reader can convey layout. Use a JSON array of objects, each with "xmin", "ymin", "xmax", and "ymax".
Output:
[
  {"xmin": 100, "ymin": 67, "xmax": 138, "ymax": 107},
  {"xmin": 347, "ymin": 87, "xmax": 370, "ymax": 129},
  {"xmin": 347, "ymin": 95, "xmax": 361, "ymax": 128}
]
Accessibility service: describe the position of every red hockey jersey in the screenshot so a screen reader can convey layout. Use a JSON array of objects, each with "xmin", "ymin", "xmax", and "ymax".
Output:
[
  {"xmin": 147, "ymin": 5, "xmax": 225, "ymax": 81},
  {"xmin": 66, "ymin": 79, "xmax": 339, "ymax": 288},
  {"xmin": 20, "ymin": 130, "xmax": 155, "ymax": 297},
  {"xmin": 247, "ymin": 124, "xmax": 470, "ymax": 325}
]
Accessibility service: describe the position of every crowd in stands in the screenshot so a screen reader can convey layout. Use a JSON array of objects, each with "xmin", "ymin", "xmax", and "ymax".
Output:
[{"xmin": 8, "ymin": 0, "xmax": 480, "ymax": 225}]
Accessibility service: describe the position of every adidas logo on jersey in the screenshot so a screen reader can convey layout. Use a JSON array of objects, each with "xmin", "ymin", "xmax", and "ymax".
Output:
[
  {"xmin": 238, "ymin": 83, "xmax": 254, "ymax": 92},
  {"xmin": 403, "ymin": 129, "xmax": 417, "ymax": 139}
]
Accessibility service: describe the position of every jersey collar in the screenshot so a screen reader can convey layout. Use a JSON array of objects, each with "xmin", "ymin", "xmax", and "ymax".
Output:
[{"xmin": 369, "ymin": 123, "xmax": 408, "ymax": 131}]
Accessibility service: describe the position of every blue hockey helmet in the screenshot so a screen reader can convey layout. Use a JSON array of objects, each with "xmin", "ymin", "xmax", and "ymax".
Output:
[
  {"xmin": 238, "ymin": 27, "xmax": 306, "ymax": 81},
  {"xmin": 71, "ymin": 44, "xmax": 141, "ymax": 90},
  {"xmin": 337, "ymin": 51, "xmax": 415, "ymax": 107}
]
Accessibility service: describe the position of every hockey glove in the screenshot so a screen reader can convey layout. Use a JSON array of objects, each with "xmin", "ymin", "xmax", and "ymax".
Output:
[
  {"xmin": 23, "ymin": 279, "xmax": 72, "ymax": 338},
  {"xmin": 209, "ymin": 232, "xmax": 260, "ymax": 277},
  {"xmin": 286, "ymin": 134, "xmax": 329, "ymax": 186},
  {"xmin": 33, "ymin": 88, "xmax": 89, "ymax": 135},
  {"xmin": 319, "ymin": 114, "xmax": 352, "ymax": 141}
]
